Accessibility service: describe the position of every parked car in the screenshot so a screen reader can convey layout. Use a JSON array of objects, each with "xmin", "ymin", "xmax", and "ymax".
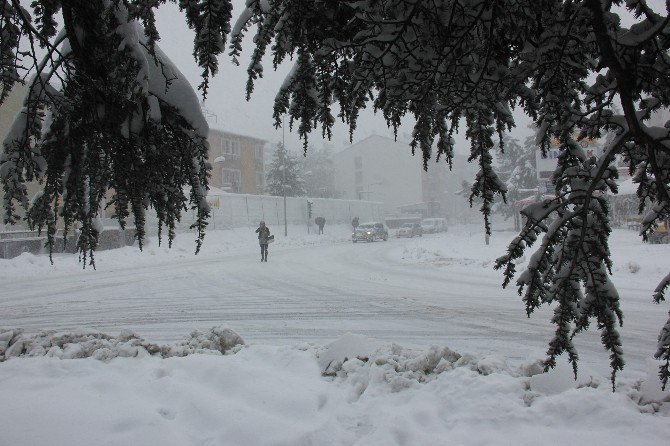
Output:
[
  {"xmin": 396, "ymin": 222, "xmax": 423, "ymax": 238},
  {"xmin": 648, "ymin": 222, "xmax": 669, "ymax": 244},
  {"xmin": 352, "ymin": 222, "xmax": 389, "ymax": 242},
  {"xmin": 421, "ymin": 218, "xmax": 448, "ymax": 234}
]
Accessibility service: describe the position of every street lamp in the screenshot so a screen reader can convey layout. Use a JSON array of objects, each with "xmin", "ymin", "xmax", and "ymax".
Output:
[{"xmin": 278, "ymin": 164, "xmax": 288, "ymax": 236}]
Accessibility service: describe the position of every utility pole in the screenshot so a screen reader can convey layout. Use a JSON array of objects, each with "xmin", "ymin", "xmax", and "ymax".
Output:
[
  {"xmin": 282, "ymin": 116, "xmax": 287, "ymax": 236},
  {"xmin": 307, "ymin": 200, "xmax": 313, "ymax": 234}
]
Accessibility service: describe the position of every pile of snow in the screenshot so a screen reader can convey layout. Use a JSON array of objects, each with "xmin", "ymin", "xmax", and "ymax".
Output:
[
  {"xmin": 394, "ymin": 230, "xmax": 503, "ymax": 269},
  {"xmin": 399, "ymin": 243, "xmax": 486, "ymax": 267},
  {"xmin": 0, "ymin": 326, "xmax": 244, "ymax": 361},
  {"xmin": 391, "ymin": 226, "xmax": 669, "ymax": 280},
  {"xmin": 316, "ymin": 334, "xmax": 668, "ymax": 408},
  {"xmin": 0, "ymin": 332, "xmax": 668, "ymax": 445}
]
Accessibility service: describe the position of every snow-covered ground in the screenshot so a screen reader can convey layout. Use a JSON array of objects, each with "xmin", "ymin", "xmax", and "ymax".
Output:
[{"xmin": 1, "ymin": 223, "xmax": 669, "ymax": 445}]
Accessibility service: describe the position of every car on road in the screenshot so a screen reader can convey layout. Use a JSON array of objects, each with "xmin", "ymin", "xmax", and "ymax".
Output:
[
  {"xmin": 648, "ymin": 222, "xmax": 669, "ymax": 244},
  {"xmin": 352, "ymin": 222, "xmax": 389, "ymax": 242},
  {"xmin": 396, "ymin": 222, "xmax": 423, "ymax": 238},
  {"xmin": 421, "ymin": 218, "xmax": 448, "ymax": 234}
]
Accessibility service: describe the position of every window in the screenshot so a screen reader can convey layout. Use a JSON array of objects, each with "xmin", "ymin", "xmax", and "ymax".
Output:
[
  {"xmin": 255, "ymin": 143, "xmax": 264, "ymax": 160},
  {"xmin": 222, "ymin": 169, "xmax": 241, "ymax": 193},
  {"xmin": 355, "ymin": 171, "xmax": 363, "ymax": 184},
  {"xmin": 256, "ymin": 171, "xmax": 264, "ymax": 190},
  {"xmin": 354, "ymin": 156, "xmax": 362, "ymax": 170},
  {"xmin": 221, "ymin": 138, "xmax": 240, "ymax": 158}
]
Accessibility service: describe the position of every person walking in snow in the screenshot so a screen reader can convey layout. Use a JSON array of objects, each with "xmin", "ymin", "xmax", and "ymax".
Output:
[
  {"xmin": 315, "ymin": 216, "xmax": 326, "ymax": 234},
  {"xmin": 255, "ymin": 221, "xmax": 271, "ymax": 262},
  {"xmin": 351, "ymin": 216, "xmax": 359, "ymax": 230}
]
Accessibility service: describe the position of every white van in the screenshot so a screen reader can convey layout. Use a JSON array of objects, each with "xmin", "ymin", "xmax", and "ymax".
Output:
[{"xmin": 421, "ymin": 218, "xmax": 448, "ymax": 234}]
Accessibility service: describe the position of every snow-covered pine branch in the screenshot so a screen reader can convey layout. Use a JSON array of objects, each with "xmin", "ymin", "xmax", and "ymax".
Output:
[
  {"xmin": 0, "ymin": 1, "xmax": 231, "ymax": 264},
  {"xmin": 229, "ymin": 0, "xmax": 670, "ymax": 387}
]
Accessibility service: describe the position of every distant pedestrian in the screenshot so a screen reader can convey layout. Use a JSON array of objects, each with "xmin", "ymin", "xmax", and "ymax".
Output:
[
  {"xmin": 255, "ymin": 221, "xmax": 271, "ymax": 262},
  {"xmin": 351, "ymin": 216, "xmax": 359, "ymax": 230},
  {"xmin": 315, "ymin": 216, "xmax": 326, "ymax": 234}
]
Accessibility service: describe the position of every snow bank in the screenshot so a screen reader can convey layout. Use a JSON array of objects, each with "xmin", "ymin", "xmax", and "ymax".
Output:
[
  {"xmin": 1, "ymin": 333, "xmax": 668, "ymax": 446},
  {"xmin": 0, "ymin": 326, "xmax": 244, "ymax": 361}
]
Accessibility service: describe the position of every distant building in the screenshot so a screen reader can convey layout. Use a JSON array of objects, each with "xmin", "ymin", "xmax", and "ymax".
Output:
[
  {"xmin": 207, "ymin": 129, "xmax": 267, "ymax": 194},
  {"xmin": 332, "ymin": 135, "xmax": 477, "ymax": 222},
  {"xmin": 0, "ymin": 84, "xmax": 38, "ymax": 229}
]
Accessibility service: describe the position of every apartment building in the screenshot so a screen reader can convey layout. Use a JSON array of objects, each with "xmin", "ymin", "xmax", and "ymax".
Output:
[
  {"xmin": 332, "ymin": 135, "xmax": 478, "ymax": 221},
  {"xmin": 207, "ymin": 129, "xmax": 267, "ymax": 195}
]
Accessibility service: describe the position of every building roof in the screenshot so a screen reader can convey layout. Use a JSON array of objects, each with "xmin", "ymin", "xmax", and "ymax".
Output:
[
  {"xmin": 208, "ymin": 127, "xmax": 267, "ymax": 143},
  {"xmin": 334, "ymin": 133, "xmax": 474, "ymax": 168},
  {"xmin": 335, "ymin": 134, "xmax": 412, "ymax": 156}
]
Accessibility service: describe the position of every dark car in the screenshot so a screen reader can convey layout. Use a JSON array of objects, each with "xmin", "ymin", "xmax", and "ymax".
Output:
[
  {"xmin": 396, "ymin": 222, "xmax": 423, "ymax": 238},
  {"xmin": 352, "ymin": 222, "xmax": 389, "ymax": 242}
]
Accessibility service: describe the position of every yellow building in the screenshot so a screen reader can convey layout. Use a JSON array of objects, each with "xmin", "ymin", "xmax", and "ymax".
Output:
[
  {"xmin": 207, "ymin": 128, "xmax": 266, "ymax": 195},
  {"xmin": 2, "ymin": 93, "xmax": 268, "ymax": 229}
]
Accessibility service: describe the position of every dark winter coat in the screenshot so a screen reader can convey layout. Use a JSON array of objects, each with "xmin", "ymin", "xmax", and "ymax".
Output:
[{"xmin": 256, "ymin": 226, "xmax": 271, "ymax": 245}]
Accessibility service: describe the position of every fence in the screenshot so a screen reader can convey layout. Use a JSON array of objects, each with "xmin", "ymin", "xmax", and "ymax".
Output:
[
  {"xmin": 0, "ymin": 228, "xmax": 133, "ymax": 259},
  {"xmin": 203, "ymin": 193, "xmax": 384, "ymax": 230},
  {"xmin": 138, "ymin": 194, "xmax": 384, "ymax": 233}
]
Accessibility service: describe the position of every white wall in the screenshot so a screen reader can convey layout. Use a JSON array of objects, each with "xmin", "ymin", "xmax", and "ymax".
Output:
[
  {"xmin": 207, "ymin": 193, "xmax": 384, "ymax": 230},
  {"xmin": 139, "ymin": 193, "xmax": 384, "ymax": 234}
]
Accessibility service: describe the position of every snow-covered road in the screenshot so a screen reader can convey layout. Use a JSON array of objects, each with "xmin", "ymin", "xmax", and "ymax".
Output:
[
  {"xmin": 2, "ymin": 224, "xmax": 667, "ymax": 377},
  {"xmin": 2, "ymin": 224, "xmax": 669, "ymax": 446}
]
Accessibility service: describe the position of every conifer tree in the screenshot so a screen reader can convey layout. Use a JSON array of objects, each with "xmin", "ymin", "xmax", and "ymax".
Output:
[
  {"xmin": 265, "ymin": 142, "xmax": 305, "ymax": 197},
  {"xmin": 497, "ymin": 136, "xmax": 537, "ymax": 230}
]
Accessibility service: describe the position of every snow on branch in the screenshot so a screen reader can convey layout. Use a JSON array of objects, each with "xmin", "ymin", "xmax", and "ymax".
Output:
[{"xmin": 1, "ymin": 1, "xmax": 217, "ymax": 264}]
